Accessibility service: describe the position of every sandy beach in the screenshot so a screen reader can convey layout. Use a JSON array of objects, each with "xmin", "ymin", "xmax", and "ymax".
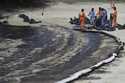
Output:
[{"xmin": 0, "ymin": 2, "xmax": 125, "ymax": 83}]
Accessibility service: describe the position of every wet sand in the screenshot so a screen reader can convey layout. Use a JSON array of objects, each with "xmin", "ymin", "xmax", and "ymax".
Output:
[
  {"xmin": 0, "ymin": 24, "xmax": 120, "ymax": 83},
  {"xmin": 74, "ymin": 30, "xmax": 125, "ymax": 83}
]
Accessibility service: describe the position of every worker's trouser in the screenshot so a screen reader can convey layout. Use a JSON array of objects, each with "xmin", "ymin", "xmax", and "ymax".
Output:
[
  {"xmin": 90, "ymin": 17, "xmax": 95, "ymax": 25},
  {"xmin": 101, "ymin": 15, "xmax": 107, "ymax": 26},
  {"xmin": 95, "ymin": 16, "xmax": 102, "ymax": 27},
  {"xmin": 112, "ymin": 17, "xmax": 117, "ymax": 28}
]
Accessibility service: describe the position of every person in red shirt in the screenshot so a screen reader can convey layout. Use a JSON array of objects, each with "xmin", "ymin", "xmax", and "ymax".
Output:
[{"xmin": 79, "ymin": 9, "xmax": 86, "ymax": 31}]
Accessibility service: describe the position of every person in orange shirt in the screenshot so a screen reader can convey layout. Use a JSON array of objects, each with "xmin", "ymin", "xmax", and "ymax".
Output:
[
  {"xmin": 111, "ymin": 6, "xmax": 117, "ymax": 28},
  {"xmin": 79, "ymin": 9, "xmax": 86, "ymax": 31}
]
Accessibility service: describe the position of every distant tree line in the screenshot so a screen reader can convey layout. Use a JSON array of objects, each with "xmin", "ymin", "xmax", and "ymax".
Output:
[
  {"xmin": 0, "ymin": 0, "xmax": 51, "ymax": 8},
  {"xmin": 0, "ymin": 0, "xmax": 124, "ymax": 9}
]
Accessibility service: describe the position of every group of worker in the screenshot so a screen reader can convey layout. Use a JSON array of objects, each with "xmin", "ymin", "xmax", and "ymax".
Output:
[{"xmin": 79, "ymin": 2, "xmax": 117, "ymax": 31}]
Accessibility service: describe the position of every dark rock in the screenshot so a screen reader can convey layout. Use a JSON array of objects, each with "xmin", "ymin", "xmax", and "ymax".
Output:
[
  {"xmin": 18, "ymin": 14, "xmax": 41, "ymax": 24},
  {"xmin": 3, "ymin": 21, "xmax": 8, "ymax": 24},
  {"xmin": 29, "ymin": 19, "xmax": 41, "ymax": 24},
  {"xmin": 19, "ymin": 14, "xmax": 30, "ymax": 22}
]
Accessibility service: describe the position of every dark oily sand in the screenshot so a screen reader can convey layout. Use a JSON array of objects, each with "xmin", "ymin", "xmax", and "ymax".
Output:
[{"xmin": 0, "ymin": 24, "xmax": 119, "ymax": 83}]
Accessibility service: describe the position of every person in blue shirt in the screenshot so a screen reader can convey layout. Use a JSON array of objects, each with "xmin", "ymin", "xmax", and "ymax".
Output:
[
  {"xmin": 88, "ymin": 8, "xmax": 96, "ymax": 25},
  {"xmin": 101, "ymin": 8, "xmax": 108, "ymax": 27}
]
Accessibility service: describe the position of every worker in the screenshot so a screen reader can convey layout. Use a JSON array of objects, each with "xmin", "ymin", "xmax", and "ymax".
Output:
[
  {"xmin": 96, "ymin": 7, "xmax": 102, "ymax": 19},
  {"xmin": 110, "ymin": 0, "xmax": 117, "ymax": 28},
  {"xmin": 88, "ymin": 8, "xmax": 96, "ymax": 25},
  {"xmin": 95, "ymin": 7, "xmax": 102, "ymax": 27},
  {"xmin": 101, "ymin": 8, "xmax": 108, "ymax": 27},
  {"xmin": 111, "ymin": 6, "xmax": 117, "ymax": 28},
  {"xmin": 79, "ymin": 9, "xmax": 86, "ymax": 31}
]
